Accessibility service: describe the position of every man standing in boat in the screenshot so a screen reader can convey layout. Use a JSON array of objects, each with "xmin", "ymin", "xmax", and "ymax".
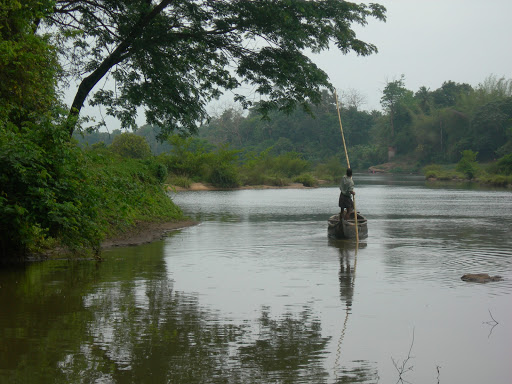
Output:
[{"xmin": 339, "ymin": 168, "xmax": 355, "ymax": 220}]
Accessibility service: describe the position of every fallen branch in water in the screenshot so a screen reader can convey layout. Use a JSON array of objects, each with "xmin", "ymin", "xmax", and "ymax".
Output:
[
  {"xmin": 483, "ymin": 309, "xmax": 499, "ymax": 338},
  {"xmin": 391, "ymin": 328, "xmax": 415, "ymax": 384}
]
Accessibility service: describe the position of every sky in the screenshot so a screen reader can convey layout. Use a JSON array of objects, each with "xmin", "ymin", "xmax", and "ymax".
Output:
[
  {"xmin": 311, "ymin": 0, "xmax": 512, "ymax": 111},
  {"xmin": 74, "ymin": 0, "xmax": 512, "ymax": 129}
]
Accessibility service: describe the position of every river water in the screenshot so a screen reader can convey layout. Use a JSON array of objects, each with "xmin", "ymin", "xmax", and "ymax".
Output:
[{"xmin": 1, "ymin": 174, "xmax": 511, "ymax": 383}]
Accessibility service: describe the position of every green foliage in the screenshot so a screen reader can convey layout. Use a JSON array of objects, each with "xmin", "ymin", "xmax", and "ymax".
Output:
[
  {"xmin": 314, "ymin": 156, "xmax": 345, "ymax": 182},
  {"xmin": 0, "ymin": 0, "xmax": 58, "ymax": 125},
  {"xmin": 430, "ymin": 81, "xmax": 473, "ymax": 109},
  {"xmin": 110, "ymin": 133, "xmax": 152, "ymax": 159},
  {"xmin": 349, "ymin": 144, "xmax": 387, "ymax": 170},
  {"xmin": 159, "ymin": 135, "xmax": 211, "ymax": 177},
  {"xmin": 155, "ymin": 163, "xmax": 168, "ymax": 183},
  {"xmin": 167, "ymin": 175, "xmax": 193, "ymax": 189},
  {"xmin": 293, "ymin": 173, "xmax": 318, "ymax": 187},
  {"xmin": 421, "ymin": 164, "xmax": 462, "ymax": 180},
  {"xmin": 199, "ymin": 91, "xmax": 381, "ymax": 165},
  {"xmin": 487, "ymin": 154, "xmax": 512, "ymax": 175},
  {"xmin": 478, "ymin": 174, "xmax": 512, "ymax": 187},
  {"xmin": 240, "ymin": 151, "xmax": 310, "ymax": 186},
  {"xmin": 0, "ymin": 0, "xmax": 187, "ymax": 261},
  {"xmin": 160, "ymin": 135, "xmax": 240, "ymax": 188},
  {"xmin": 85, "ymin": 149, "xmax": 183, "ymax": 237},
  {"xmin": 0, "ymin": 2, "xmax": 106, "ymax": 260},
  {"xmin": 469, "ymin": 97, "xmax": 512, "ymax": 160},
  {"xmin": 204, "ymin": 146, "xmax": 240, "ymax": 188},
  {"xmin": 0, "ymin": 120, "xmax": 102, "ymax": 259},
  {"xmin": 423, "ymin": 164, "xmax": 443, "ymax": 179},
  {"xmin": 45, "ymin": 0, "xmax": 386, "ymax": 135},
  {"xmin": 456, "ymin": 150, "xmax": 479, "ymax": 179}
]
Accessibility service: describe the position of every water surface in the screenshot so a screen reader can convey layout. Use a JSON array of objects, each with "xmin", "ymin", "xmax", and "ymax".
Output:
[{"xmin": 1, "ymin": 174, "xmax": 511, "ymax": 383}]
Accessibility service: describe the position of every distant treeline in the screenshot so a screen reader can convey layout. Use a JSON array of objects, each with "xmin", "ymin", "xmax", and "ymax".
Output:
[
  {"xmin": 78, "ymin": 75, "xmax": 512, "ymax": 173},
  {"xmin": 199, "ymin": 76, "xmax": 512, "ymax": 169}
]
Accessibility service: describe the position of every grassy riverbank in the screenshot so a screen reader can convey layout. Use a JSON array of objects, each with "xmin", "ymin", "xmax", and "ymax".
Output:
[
  {"xmin": 422, "ymin": 153, "xmax": 512, "ymax": 188},
  {"xmin": 21, "ymin": 145, "xmax": 187, "ymax": 261}
]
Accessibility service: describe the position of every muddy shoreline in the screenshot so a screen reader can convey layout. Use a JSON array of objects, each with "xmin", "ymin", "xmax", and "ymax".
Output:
[
  {"xmin": 104, "ymin": 182, "xmax": 315, "ymax": 248},
  {"xmin": 168, "ymin": 182, "xmax": 316, "ymax": 191},
  {"xmin": 101, "ymin": 220, "xmax": 199, "ymax": 249}
]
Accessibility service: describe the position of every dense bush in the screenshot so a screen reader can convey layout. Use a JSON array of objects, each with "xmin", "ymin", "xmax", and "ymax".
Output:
[
  {"xmin": 314, "ymin": 156, "xmax": 345, "ymax": 183},
  {"xmin": 159, "ymin": 135, "xmax": 210, "ymax": 177},
  {"xmin": 204, "ymin": 149, "xmax": 240, "ymax": 188},
  {"xmin": 293, "ymin": 173, "xmax": 318, "ymax": 187},
  {"xmin": 86, "ymin": 150, "xmax": 184, "ymax": 237},
  {"xmin": 488, "ymin": 153, "xmax": 512, "ymax": 175},
  {"xmin": 0, "ymin": 120, "xmax": 102, "ymax": 259},
  {"xmin": 110, "ymin": 133, "xmax": 152, "ymax": 159},
  {"xmin": 456, "ymin": 150, "xmax": 480, "ymax": 179},
  {"xmin": 240, "ymin": 150, "xmax": 310, "ymax": 185}
]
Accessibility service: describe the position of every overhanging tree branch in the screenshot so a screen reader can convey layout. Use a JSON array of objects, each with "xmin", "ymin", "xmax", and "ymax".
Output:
[
  {"xmin": 49, "ymin": 0, "xmax": 386, "ymax": 137},
  {"xmin": 67, "ymin": 0, "xmax": 173, "ymax": 135}
]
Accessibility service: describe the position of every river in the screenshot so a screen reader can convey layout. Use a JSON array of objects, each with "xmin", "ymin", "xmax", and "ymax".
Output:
[{"xmin": 1, "ymin": 174, "xmax": 511, "ymax": 383}]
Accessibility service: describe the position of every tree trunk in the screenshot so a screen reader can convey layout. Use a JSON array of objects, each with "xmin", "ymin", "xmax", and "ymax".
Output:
[{"xmin": 66, "ymin": 0, "xmax": 173, "ymax": 137}]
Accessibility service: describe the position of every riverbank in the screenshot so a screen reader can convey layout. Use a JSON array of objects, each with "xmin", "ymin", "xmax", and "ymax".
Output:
[
  {"xmin": 26, "ymin": 220, "xmax": 199, "ymax": 262},
  {"xmin": 101, "ymin": 220, "xmax": 199, "ymax": 249},
  {"xmin": 168, "ymin": 182, "xmax": 317, "ymax": 191}
]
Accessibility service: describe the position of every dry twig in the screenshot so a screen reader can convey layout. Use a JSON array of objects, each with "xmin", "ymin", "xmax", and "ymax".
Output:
[
  {"xmin": 483, "ymin": 309, "xmax": 499, "ymax": 338},
  {"xmin": 391, "ymin": 328, "xmax": 415, "ymax": 384}
]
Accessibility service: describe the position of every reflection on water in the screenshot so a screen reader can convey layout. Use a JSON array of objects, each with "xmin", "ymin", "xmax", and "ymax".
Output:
[{"xmin": 0, "ymin": 174, "xmax": 511, "ymax": 383}]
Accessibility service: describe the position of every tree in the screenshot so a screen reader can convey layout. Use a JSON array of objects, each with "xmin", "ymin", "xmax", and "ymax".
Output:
[
  {"xmin": 414, "ymin": 86, "xmax": 432, "ymax": 115},
  {"xmin": 339, "ymin": 88, "xmax": 367, "ymax": 110},
  {"xmin": 380, "ymin": 75, "xmax": 414, "ymax": 153},
  {"xmin": 431, "ymin": 80, "xmax": 473, "ymax": 109},
  {"xmin": 0, "ymin": 1, "xmax": 103, "ymax": 260},
  {"xmin": 470, "ymin": 98, "xmax": 512, "ymax": 160},
  {"xmin": 45, "ymin": 0, "xmax": 386, "ymax": 137}
]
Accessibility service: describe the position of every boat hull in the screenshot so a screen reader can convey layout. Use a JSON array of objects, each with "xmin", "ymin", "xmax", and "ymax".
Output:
[{"xmin": 328, "ymin": 213, "xmax": 368, "ymax": 240}]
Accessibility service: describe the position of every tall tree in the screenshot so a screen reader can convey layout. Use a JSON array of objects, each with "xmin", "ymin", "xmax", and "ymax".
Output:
[
  {"xmin": 45, "ymin": 0, "xmax": 386, "ymax": 137},
  {"xmin": 430, "ymin": 80, "xmax": 473, "ymax": 109},
  {"xmin": 380, "ymin": 75, "xmax": 413, "ymax": 141}
]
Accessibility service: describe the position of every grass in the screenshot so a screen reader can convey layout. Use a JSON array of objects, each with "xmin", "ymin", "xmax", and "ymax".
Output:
[{"xmin": 86, "ymin": 149, "xmax": 185, "ymax": 239}]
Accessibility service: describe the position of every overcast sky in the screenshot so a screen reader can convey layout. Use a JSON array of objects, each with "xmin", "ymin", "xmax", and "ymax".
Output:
[
  {"xmin": 76, "ymin": 0, "xmax": 512, "ymax": 129},
  {"xmin": 311, "ymin": 0, "xmax": 512, "ymax": 111}
]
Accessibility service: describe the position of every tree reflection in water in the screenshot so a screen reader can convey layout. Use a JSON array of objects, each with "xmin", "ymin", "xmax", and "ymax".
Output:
[
  {"xmin": 2, "ymin": 240, "xmax": 381, "ymax": 383},
  {"xmin": 60, "ymin": 267, "xmax": 332, "ymax": 383},
  {"xmin": 329, "ymin": 239, "xmax": 379, "ymax": 383},
  {"xmin": 238, "ymin": 306, "xmax": 330, "ymax": 383}
]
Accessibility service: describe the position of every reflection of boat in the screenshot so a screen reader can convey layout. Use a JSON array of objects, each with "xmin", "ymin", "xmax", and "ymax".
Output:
[{"xmin": 328, "ymin": 212, "xmax": 368, "ymax": 240}]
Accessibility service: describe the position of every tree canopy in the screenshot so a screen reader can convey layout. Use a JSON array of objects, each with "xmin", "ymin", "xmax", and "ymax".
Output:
[{"xmin": 44, "ymin": 0, "xmax": 386, "ymax": 137}]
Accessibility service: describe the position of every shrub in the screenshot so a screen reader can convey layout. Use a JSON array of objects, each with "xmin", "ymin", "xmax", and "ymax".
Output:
[
  {"xmin": 493, "ymin": 154, "xmax": 512, "ymax": 175},
  {"xmin": 293, "ymin": 173, "xmax": 318, "ymax": 187},
  {"xmin": 314, "ymin": 156, "xmax": 345, "ymax": 182},
  {"xmin": 168, "ymin": 175, "xmax": 193, "ymax": 188},
  {"xmin": 422, "ymin": 164, "xmax": 443, "ymax": 178},
  {"xmin": 110, "ymin": 133, "xmax": 151, "ymax": 159},
  {"xmin": 456, "ymin": 150, "xmax": 479, "ymax": 179},
  {"xmin": 0, "ymin": 120, "xmax": 102, "ymax": 259},
  {"xmin": 162, "ymin": 135, "xmax": 210, "ymax": 177},
  {"xmin": 204, "ymin": 146, "xmax": 240, "ymax": 188},
  {"xmin": 240, "ymin": 150, "xmax": 310, "ymax": 185},
  {"xmin": 86, "ymin": 150, "xmax": 184, "ymax": 236},
  {"xmin": 155, "ymin": 163, "xmax": 168, "ymax": 182}
]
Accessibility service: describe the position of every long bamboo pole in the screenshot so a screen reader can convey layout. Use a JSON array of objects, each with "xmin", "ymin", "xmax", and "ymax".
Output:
[
  {"xmin": 334, "ymin": 90, "xmax": 359, "ymax": 243},
  {"xmin": 335, "ymin": 90, "xmax": 350, "ymax": 169}
]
